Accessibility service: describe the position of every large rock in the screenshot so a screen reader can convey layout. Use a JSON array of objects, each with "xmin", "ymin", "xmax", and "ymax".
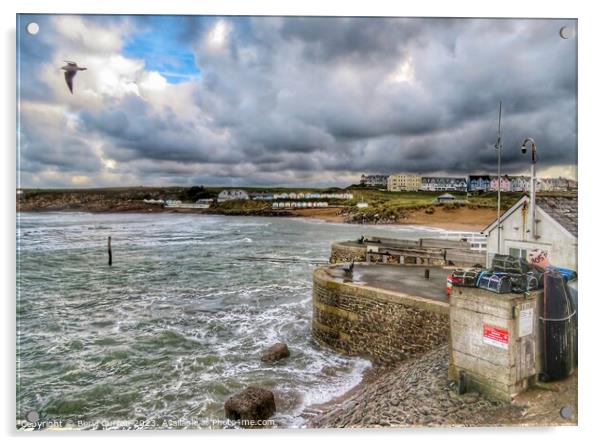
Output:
[
  {"xmin": 224, "ymin": 387, "xmax": 276, "ymax": 421},
  {"xmin": 261, "ymin": 342, "xmax": 290, "ymax": 363}
]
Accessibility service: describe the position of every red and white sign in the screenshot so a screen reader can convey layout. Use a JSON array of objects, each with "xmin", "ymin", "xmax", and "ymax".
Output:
[{"xmin": 483, "ymin": 325, "xmax": 509, "ymax": 350}]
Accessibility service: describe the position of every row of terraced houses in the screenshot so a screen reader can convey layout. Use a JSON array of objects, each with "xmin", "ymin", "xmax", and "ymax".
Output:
[{"xmin": 360, "ymin": 173, "xmax": 577, "ymax": 193}]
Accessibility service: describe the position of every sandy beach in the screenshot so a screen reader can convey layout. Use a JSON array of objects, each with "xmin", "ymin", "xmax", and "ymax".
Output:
[{"xmin": 290, "ymin": 206, "xmax": 497, "ymax": 232}]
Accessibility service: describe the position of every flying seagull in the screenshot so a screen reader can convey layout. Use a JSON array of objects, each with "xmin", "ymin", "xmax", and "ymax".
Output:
[{"xmin": 61, "ymin": 61, "xmax": 87, "ymax": 94}]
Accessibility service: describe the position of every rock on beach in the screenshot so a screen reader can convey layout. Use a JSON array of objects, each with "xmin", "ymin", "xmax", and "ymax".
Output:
[
  {"xmin": 261, "ymin": 342, "xmax": 290, "ymax": 363},
  {"xmin": 224, "ymin": 387, "xmax": 276, "ymax": 421}
]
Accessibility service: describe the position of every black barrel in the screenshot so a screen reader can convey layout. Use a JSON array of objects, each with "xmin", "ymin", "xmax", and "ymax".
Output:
[
  {"xmin": 540, "ymin": 271, "xmax": 576, "ymax": 381},
  {"xmin": 567, "ymin": 279, "xmax": 578, "ymax": 367}
]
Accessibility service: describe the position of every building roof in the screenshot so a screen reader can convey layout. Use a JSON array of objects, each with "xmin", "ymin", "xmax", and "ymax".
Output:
[
  {"xmin": 437, "ymin": 193, "xmax": 455, "ymax": 199},
  {"xmin": 422, "ymin": 176, "xmax": 466, "ymax": 182},
  {"xmin": 469, "ymin": 175, "xmax": 491, "ymax": 180},
  {"xmin": 482, "ymin": 195, "xmax": 578, "ymax": 238},
  {"xmin": 536, "ymin": 195, "xmax": 578, "ymax": 238}
]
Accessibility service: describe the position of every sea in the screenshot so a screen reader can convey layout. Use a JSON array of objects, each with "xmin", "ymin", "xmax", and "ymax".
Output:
[{"xmin": 16, "ymin": 212, "xmax": 450, "ymax": 429}]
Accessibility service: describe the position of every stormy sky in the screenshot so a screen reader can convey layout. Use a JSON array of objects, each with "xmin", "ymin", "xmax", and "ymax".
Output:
[{"xmin": 17, "ymin": 15, "xmax": 577, "ymax": 188}]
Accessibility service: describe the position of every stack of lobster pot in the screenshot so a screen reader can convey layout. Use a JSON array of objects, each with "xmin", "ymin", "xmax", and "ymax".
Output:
[
  {"xmin": 477, "ymin": 272, "xmax": 513, "ymax": 294},
  {"xmin": 450, "ymin": 268, "xmax": 482, "ymax": 287},
  {"xmin": 449, "ymin": 255, "xmax": 547, "ymax": 295},
  {"xmin": 479, "ymin": 254, "xmax": 546, "ymax": 294}
]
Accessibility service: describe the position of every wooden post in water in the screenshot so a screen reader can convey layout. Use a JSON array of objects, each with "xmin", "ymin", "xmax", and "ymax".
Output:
[{"xmin": 108, "ymin": 236, "xmax": 112, "ymax": 266}]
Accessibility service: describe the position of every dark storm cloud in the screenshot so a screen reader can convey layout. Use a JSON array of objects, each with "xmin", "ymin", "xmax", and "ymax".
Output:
[
  {"xmin": 187, "ymin": 16, "xmax": 576, "ymax": 179},
  {"xmin": 18, "ymin": 15, "xmax": 577, "ymax": 187},
  {"xmin": 18, "ymin": 102, "xmax": 103, "ymax": 175},
  {"xmin": 78, "ymin": 95, "xmax": 238, "ymax": 164}
]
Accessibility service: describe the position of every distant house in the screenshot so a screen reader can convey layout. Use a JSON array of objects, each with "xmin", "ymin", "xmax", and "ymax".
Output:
[
  {"xmin": 434, "ymin": 193, "xmax": 456, "ymax": 204},
  {"xmin": 490, "ymin": 175, "xmax": 512, "ymax": 192},
  {"xmin": 273, "ymin": 201, "xmax": 328, "ymax": 209},
  {"xmin": 249, "ymin": 192, "xmax": 274, "ymax": 200},
  {"xmin": 539, "ymin": 177, "xmax": 571, "ymax": 192},
  {"xmin": 196, "ymin": 198, "xmax": 214, "ymax": 205},
  {"xmin": 360, "ymin": 174, "xmax": 389, "ymax": 187},
  {"xmin": 421, "ymin": 177, "xmax": 467, "ymax": 192},
  {"xmin": 509, "ymin": 175, "xmax": 531, "ymax": 192},
  {"xmin": 217, "ymin": 190, "xmax": 249, "ymax": 202},
  {"xmin": 482, "ymin": 195, "xmax": 577, "ymax": 270},
  {"xmin": 387, "ymin": 173, "xmax": 422, "ymax": 191},
  {"xmin": 143, "ymin": 198, "xmax": 165, "ymax": 205},
  {"xmin": 468, "ymin": 175, "xmax": 491, "ymax": 192}
]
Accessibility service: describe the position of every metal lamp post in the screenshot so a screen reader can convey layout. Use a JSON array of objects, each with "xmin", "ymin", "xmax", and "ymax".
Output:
[
  {"xmin": 521, "ymin": 138, "xmax": 538, "ymax": 240},
  {"xmin": 494, "ymin": 102, "xmax": 503, "ymax": 253}
]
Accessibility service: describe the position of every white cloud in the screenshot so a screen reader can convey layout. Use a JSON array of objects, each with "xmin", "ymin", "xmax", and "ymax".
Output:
[
  {"xmin": 70, "ymin": 175, "xmax": 91, "ymax": 185},
  {"xmin": 388, "ymin": 56, "xmax": 415, "ymax": 84},
  {"xmin": 139, "ymin": 71, "xmax": 168, "ymax": 92},
  {"xmin": 204, "ymin": 20, "xmax": 232, "ymax": 53},
  {"xmin": 52, "ymin": 15, "xmax": 130, "ymax": 54}
]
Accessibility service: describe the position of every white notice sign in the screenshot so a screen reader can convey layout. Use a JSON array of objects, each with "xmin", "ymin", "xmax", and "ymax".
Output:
[{"xmin": 519, "ymin": 308, "xmax": 534, "ymax": 337}]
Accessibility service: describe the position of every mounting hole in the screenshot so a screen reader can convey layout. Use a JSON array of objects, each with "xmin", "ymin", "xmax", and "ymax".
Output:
[
  {"xmin": 25, "ymin": 410, "xmax": 39, "ymax": 423},
  {"xmin": 559, "ymin": 406, "xmax": 573, "ymax": 419},
  {"xmin": 26, "ymin": 22, "xmax": 39, "ymax": 35},
  {"xmin": 559, "ymin": 26, "xmax": 576, "ymax": 39}
]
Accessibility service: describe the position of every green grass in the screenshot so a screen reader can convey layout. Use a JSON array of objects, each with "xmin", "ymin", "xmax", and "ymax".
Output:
[
  {"xmin": 20, "ymin": 185, "xmax": 573, "ymax": 219},
  {"xmin": 214, "ymin": 199, "xmax": 270, "ymax": 213}
]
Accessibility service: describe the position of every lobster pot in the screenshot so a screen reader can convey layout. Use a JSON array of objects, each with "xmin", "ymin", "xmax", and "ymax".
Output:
[
  {"xmin": 477, "ymin": 272, "xmax": 513, "ymax": 294},
  {"xmin": 451, "ymin": 269, "xmax": 481, "ymax": 287},
  {"xmin": 491, "ymin": 254, "xmax": 531, "ymax": 274},
  {"xmin": 528, "ymin": 269, "xmax": 545, "ymax": 287},
  {"xmin": 540, "ymin": 272, "xmax": 576, "ymax": 381},
  {"xmin": 510, "ymin": 273, "xmax": 541, "ymax": 293}
]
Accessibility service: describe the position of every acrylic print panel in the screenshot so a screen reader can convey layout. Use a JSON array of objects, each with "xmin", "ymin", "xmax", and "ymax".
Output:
[{"xmin": 16, "ymin": 14, "xmax": 578, "ymax": 430}]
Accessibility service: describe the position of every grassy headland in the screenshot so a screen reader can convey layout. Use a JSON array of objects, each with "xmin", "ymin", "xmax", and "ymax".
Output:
[{"xmin": 17, "ymin": 185, "xmax": 573, "ymax": 230}]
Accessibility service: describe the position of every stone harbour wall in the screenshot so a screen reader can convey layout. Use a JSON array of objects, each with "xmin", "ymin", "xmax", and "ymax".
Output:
[
  {"xmin": 448, "ymin": 287, "xmax": 543, "ymax": 401},
  {"xmin": 312, "ymin": 267, "xmax": 450, "ymax": 365},
  {"xmin": 329, "ymin": 241, "xmax": 367, "ymax": 264}
]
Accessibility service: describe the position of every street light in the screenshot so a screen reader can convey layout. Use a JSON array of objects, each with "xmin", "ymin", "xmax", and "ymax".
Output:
[
  {"xmin": 494, "ymin": 102, "xmax": 503, "ymax": 253},
  {"xmin": 520, "ymin": 137, "xmax": 538, "ymax": 240}
]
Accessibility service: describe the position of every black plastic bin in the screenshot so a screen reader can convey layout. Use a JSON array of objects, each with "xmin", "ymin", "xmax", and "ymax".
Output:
[{"xmin": 540, "ymin": 271, "xmax": 577, "ymax": 381}]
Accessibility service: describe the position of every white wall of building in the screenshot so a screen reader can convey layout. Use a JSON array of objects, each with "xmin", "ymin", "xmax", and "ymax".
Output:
[{"xmin": 485, "ymin": 202, "xmax": 577, "ymax": 270}]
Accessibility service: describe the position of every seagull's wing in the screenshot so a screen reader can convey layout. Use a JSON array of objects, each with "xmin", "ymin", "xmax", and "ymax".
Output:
[{"xmin": 64, "ymin": 70, "xmax": 76, "ymax": 94}]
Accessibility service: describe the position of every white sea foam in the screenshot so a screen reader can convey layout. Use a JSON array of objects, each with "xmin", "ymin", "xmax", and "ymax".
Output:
[{"xmin": 17, "ymin": 212, "xmax": 439, "ymax": 428}]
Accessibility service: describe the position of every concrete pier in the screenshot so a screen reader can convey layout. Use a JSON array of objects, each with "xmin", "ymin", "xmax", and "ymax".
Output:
[{"xmin": 312, "ymin": 263, "xmax": 450, "ymax": 365}]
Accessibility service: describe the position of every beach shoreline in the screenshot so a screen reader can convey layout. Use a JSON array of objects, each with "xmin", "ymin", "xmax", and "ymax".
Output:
[
  {"xmin": 304, "ymin": 346, "xmax": 578, "ymax": 428},
  {"xmin": 17, "ymin": 206, "xmax": 493, "ymax": 232}
]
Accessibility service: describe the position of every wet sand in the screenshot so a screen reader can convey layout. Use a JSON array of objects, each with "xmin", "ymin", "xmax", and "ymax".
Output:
[{"xmin": 292, "ymin": 206, "xmax": 498, "ymax": 232}]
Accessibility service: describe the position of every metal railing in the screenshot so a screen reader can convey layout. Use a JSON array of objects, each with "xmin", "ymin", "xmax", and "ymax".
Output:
[{"xmin": 439, "ymin": 231, "xmax": 488, "ymax": 252}]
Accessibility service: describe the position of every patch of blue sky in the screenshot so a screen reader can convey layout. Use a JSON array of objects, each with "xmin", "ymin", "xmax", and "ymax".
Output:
[{"xmin": 123, "ymin": 16, "xmax": 202, "ymax": 84}]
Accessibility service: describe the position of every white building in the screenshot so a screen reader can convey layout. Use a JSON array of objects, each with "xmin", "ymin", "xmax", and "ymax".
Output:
[
  {"xmin": 509, "ymin": 175, "xmax": 531, "ymax": 192},
  {"xmin": 421, "ymin": 177, "xmax": 467, "ymax": 192},
  {"xmin": 217, "ymin": 190, "xmax": 250, "ymax": 202},
  {"xmin": 482, "ymin": 195, "xmax": 577, "ymax": 270},
  {"xmin": 387, "ymin": 173, "xmax": 422, "ymax": 191},
  {"xmin": 433, "ymin": 193, "xmax": 456, "ymax": 204}
]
